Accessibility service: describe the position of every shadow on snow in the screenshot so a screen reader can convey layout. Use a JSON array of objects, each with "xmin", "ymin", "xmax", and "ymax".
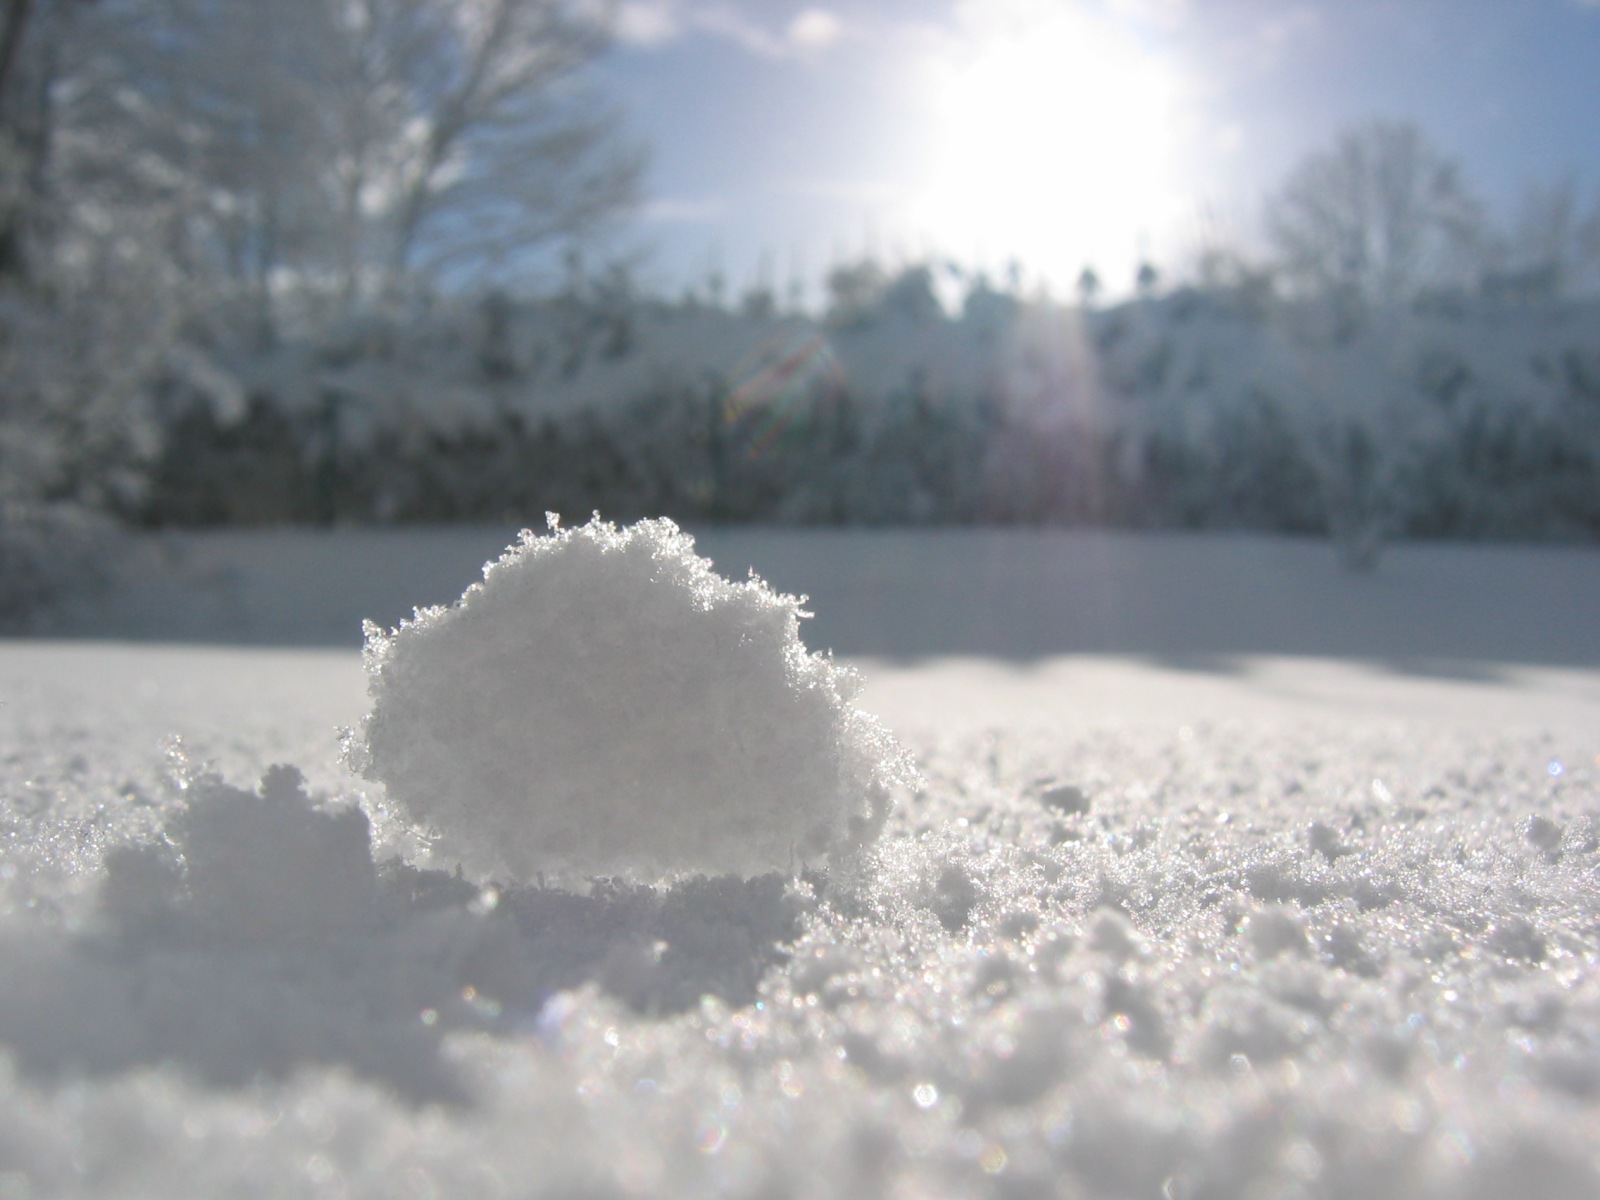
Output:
[{"xmin": 0, "ymin": 767, "xmax": 802, "ymax": 1105}]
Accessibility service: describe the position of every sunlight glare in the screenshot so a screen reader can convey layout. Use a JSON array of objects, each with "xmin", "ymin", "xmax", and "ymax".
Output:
[{"xmin": 911, "ymin": 8, "xmax": 1185, "ymax": 294}]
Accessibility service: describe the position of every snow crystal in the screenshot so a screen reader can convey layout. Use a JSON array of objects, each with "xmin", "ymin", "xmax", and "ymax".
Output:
[{"xmin": 353, "ymin": 515, "xmax": 915, "ymax": 882}]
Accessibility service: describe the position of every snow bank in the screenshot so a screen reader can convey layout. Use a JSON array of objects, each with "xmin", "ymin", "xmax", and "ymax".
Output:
[{"xmin": 353, "ymin": 515, "xmax": 915, "ymax": 882}]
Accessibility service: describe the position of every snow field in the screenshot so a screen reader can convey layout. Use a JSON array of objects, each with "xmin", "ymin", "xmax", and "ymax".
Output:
[
  {"xmin": 0, "ymin": 529, "xmax": 1598, "ymax": 1198},
  {"xmin": 37, "ymin": 524, "xmax": 1600, "ymax": 669}
]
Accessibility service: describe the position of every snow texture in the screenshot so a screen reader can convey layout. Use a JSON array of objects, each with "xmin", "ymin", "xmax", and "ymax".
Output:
[
  {"xmin": 354, "ymin": 515, "xmax": 914, "ymax": 882},
  {"xmin": 1, "ymin": 530, "xmax": 1598, "ymax": 1199}
]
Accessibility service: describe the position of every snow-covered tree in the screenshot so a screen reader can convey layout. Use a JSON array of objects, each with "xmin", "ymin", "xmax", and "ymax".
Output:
[
  {"xmin": 1075, "ymin": 265, "xmax": 1100, "ymax": 308},
  {"xmin": 0, "ymin": 0, "xmax": 102, "ymax": 285},
  {"xmin": 824, "ymin": 258, "xmax": 888, "ymax": 329},
  {"xmin": 0, "ymin": 1, "xmax": 184, "ymax": 513},
  {"xmin": 70, "ymin": 0, "xmax": 642, "ymax": 319},
  {"xmin": 1482, "ymin": 176, "xmax": 1600, "ymax": 300},
  {"xmin": 1266, "ymin": 121, "xmax": 1487, "ymax": 308},
  {"xmin": 337, "ymin": 0, "xmax": 643, "ymax": 302},
  {"xmin": 1135, "ymin": 260, "xmax": 1159, "ymax": 298},
  {"xmin": 0, "ymin": 0, "xmax": 643, "ymax": 542}
]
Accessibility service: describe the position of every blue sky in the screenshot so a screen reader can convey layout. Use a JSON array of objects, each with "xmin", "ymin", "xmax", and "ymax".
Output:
[{"xmin": 596, "ymin": 0, "xmax": 1600, "ymax": 303}]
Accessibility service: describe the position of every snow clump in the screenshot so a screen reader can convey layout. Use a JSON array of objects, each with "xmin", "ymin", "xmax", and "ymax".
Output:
[{"xmin": 352, "ymin": 515, "xmax": 914, "ymax": 883}]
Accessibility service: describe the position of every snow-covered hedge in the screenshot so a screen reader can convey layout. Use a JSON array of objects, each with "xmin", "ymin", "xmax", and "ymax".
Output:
[
  {"xmin": 0, "ymin": 503, "xmax": 119, "ymax": 632},
  {"xmin": 112, "ymin": 285, "xmax": 1600, "ymax": 545}
]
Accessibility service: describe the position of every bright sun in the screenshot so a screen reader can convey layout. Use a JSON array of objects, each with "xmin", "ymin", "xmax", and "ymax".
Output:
[{"xmin": 909, "ymin": 8, "xmax": 1186, "ymax": 294}]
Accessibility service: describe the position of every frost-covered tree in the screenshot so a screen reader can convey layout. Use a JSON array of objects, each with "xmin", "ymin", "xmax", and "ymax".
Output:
[
  {"xmin": 824, "ymin": 258, "xmax": 888, "ymax": 328},
  {"xmin": 1, "ymin": 0, "xmax": 644, "ymax": 545},
  {"xmin": 1266, "ymin": 121, "xmax": 1487, "ymax": 307},
  {"xmin": 69, "ymin": 0, "xmax": 642, "ymax": 317},
  {"xmin": 0, "ymin": 1, "xmax": 152, "ymax": 619},
  {"xmin": 1075, "ymin": 265, "xmax": 1100, "ymax": 308},
  {"xmin": 1482, "ymin": 176, "xmax": 1600, "ymax": 299},
  {"xmin": 823, "ymin": 260, "xmax": 946, "ymax": 329},
  {"xmin": 1135, "ymin": 260, "xmax": 1159, "ymax": 298},
  {"xmin": 338, "ymin": 0, "xmax": 643, "ymax": 301},
  {"xmin": 0, "ymin": 0, "xmax": 103, "ymax": 284},
  {"xmin": 0, "ymin": 0, "xmax": 183, "ymax": 513}
]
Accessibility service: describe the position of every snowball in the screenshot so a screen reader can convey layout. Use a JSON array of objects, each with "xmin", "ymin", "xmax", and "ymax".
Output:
[{"xmin": 352, "ymin": 515, "xmax": 914, "ymax": 882}]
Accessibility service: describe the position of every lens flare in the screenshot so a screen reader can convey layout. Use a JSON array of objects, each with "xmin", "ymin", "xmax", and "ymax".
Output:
[{"xmin": 722, "ymin": 334, "xmax": 844, "ymax": 458}]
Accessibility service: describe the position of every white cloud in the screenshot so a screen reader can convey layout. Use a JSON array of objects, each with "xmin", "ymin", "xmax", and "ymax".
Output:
[
  {"xmin": 788, "ymin": 8, "xmax": 844, "ymax": 53},
  {"xmin": 639, "ymin": 197, "xmax": 726, "ymax": 223},
  {"xmin": 1250, "ymin": 6, "xmax": 1322, "ymax": 67},
  {"xmin": 690, "ymin": 5, "xmax": 789, "ymax": 56},
  {"xmin": 1107, "ymin": 0, "xmax": 1192, "ymax": 31},
  {"xmin": 614, "ymin": 1, "xmax": 681, "ymax": 46},
  {"xmin": 788, "ymin": 177, "xmax": 903, "ymax": 206},
  {"xmin": 947, "ymin": 0, "xmax": 1193, "ymax": 42},
  {"xmin": 615, "ymin": 3, "xmax": 846, "ymax": 59}
]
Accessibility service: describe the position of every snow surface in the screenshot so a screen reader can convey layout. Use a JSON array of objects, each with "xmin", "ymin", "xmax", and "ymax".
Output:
[
  {"xmin": 39, "ymin": 525, "xmax": 1600, "ymax": 668},
  {"xmin": 2, "ymin": 529, "xmax": 1599, "ymax": 1198}
]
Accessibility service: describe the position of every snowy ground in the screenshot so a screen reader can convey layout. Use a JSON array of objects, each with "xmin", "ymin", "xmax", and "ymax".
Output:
[{"xmin": 3, "ymin": 528, "xmax": 1599, "ymax": 1198}]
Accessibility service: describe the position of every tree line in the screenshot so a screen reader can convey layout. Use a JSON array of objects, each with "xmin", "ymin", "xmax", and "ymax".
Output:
[{"xmin": 2, "ymin": 0, "xmax": 1599, "ymax": 558}]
